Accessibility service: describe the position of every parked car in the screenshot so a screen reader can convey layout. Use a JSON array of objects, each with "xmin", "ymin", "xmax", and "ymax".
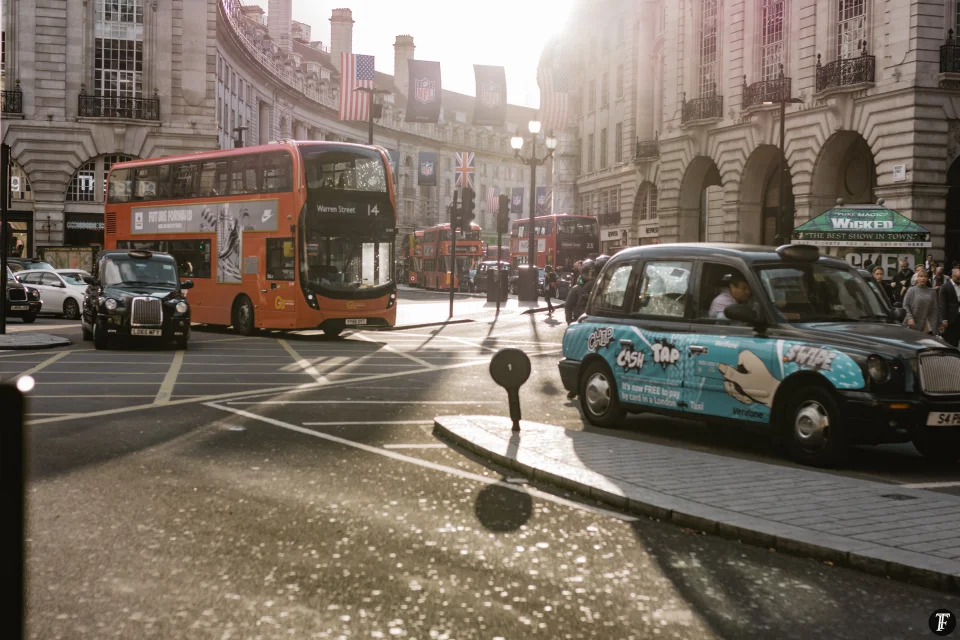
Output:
[
  {"xmin": 559, "ymin": 243, "xmax": 960, "ymax": 468},
  {"xmin": 80, "ymin": 250, "xmax": 193, "ymax": 350},
  {"xmin": 3, "ymin": 266, "xmax": 42, "ymax": 323},
  {"xmin": 13, "ymin": 269, "xmax": 89, "ymax": 319},
  {"xmin": 7, "ymin": 257, "xmax": 56, "ymax": 273}
]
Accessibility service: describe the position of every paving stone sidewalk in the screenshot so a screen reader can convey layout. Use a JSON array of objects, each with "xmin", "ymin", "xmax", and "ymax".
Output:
[
  {"xmin": 0, "ymin": 332, "xmax": 71, "ymax": 350},
  {"xmin": 434, "ymin": 415, "xmax": 960, "ymax": 593}
]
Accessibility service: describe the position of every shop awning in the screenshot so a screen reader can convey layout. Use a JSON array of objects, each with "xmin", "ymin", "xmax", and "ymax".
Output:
[{"xmin": 791, "ymin": 204, "xmax": 932, "ymax": 248}]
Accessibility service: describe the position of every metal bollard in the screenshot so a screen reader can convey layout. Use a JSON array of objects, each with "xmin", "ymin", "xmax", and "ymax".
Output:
[{"xmin": 489, "ymin": 348, "xmax": 531, "ymax": 432}]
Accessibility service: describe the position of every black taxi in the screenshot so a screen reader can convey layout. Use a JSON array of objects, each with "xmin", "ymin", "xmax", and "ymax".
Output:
[
  {"xmin": 4, "ymin": 265, "xmax": 42, "ymax": 322},
  {"xmin": 81, "ymin": 250, "xmax": 194, "ymax": 350},
  {"xmin": 560, "ymin": 243, "xmax": 960, "ymax": 467}
]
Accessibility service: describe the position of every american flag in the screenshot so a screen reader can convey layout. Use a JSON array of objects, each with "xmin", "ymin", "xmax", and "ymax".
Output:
[
  {"xmin": 339, "ymin": 53, "xmax": 375, "ymax": 121},
  {"xmin": 455, "ymin": 151, "xmax": 475, "ymax": 190},
  {"xmin": 486, "ymin": 187, "xmax": 500, "ymax": 213},
  {"xmin": 537, "ymin": 66, "xmax": 569, "ymax": 134}
]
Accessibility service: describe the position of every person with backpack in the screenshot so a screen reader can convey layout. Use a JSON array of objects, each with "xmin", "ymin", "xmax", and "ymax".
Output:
[{"xmin": 543, "ymin": 265, "xmax": 558, "ymax": 315}]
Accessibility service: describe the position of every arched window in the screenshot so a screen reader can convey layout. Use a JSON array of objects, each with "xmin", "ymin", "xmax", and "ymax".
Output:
[
  {"xmin": 8, "ymin": 160, "xmax": 33, "ymax": 202},
  {"xmin": 67, "ymin": 154, "xmax": 136, "ymax": 202},
  {"xmin": 635, "ymin": 183, "xmax": 658, "ymax": 221}
]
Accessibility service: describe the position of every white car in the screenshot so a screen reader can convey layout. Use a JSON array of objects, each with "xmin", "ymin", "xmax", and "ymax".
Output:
[{"xmin": 14, "ymin": 269, "xmax": 89, "ymax": 319}]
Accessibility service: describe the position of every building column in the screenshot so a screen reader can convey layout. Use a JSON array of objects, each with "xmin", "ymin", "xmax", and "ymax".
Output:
[{"xmin": 875, "ymin": 183, "xmax": 950, "ymax": 258}]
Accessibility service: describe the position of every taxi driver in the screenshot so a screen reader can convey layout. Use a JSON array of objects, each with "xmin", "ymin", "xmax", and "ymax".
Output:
[{"xmin": 710, "ymin": 273, "xmax": 752, "ymax": 319}]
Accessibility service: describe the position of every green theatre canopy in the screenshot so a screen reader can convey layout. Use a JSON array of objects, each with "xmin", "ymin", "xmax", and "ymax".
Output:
[{"xmin": 791, "ymin": 204, "xmax": 931, "ymax": 248}]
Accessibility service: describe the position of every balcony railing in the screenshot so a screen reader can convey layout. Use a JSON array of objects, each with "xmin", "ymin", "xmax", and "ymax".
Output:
[
  {"xmin": 2, "ymin": 81, "xmax": 23, "ymax": 114},
  {"xmin": 742, "ymin": 76, "xmax": 791, "ymax": 110},
  {"xmin": 815, "ymin": 47, "xmax": 876, "ymax": 93},
  {"xmin": 78, "ymin": 89, "xmax": 160, "ymax": 121},
  {"xmin": 943, "ymin": 29, "xmax": 960, "ymax": 74},
  {"xmin": 681, "ymin": 93, "xmax": 723, "ymax": 124},
  {"xmin": 634, "ymin": 139, "xmax": 659, "ymax": 160}
]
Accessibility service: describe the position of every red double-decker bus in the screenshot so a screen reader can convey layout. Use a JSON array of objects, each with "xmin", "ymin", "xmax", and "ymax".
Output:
[
  {"xmin": 420, "ymin": 222, "xmax": 483, "ymax": 290},
  {"xmin": 104, "ymin": 140, "xmax": 397, "ymax": 337},
  {"xmin": 509, "ymin": 214, "xmax": 599, "ymax": 269}
]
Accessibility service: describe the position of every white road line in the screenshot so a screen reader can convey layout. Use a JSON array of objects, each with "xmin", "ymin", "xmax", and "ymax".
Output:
[
  {"xmin": 302, "ymin": 420, "xmax": 436, "ymax": 426},
  {"xmin": 383, "ymin": 443, "xmax": 448, "ymax": 450},
  {"xmin": 900, "ymin": 481, "xmax": 960, "ymax": 489},
  {"xmin": 436, "ymin": 335, "xmax": 499, "ymax": 352},
  {"xmin": 277, "ymin": 338, "xmax": 331, "ymax": 385},
  {"xmin": 25, "ymin": 357, "xmax": 491, "ymax": 426},
  {"xmin": 353, "ymin": 332, "xmax": 437, "ymax": 369},
  {"xmin": 4, "ymin": 351, "xmax": 70, "ymax": 382},
  {"xmin": 153, "ymin": 350, "xmax": 185, "ymax": 405},
  {"xmin": 228, "ymin": 400, "xmax": 500, "ymax": 405},
  {"xmin": 0, "ymin": 350, "xmax": 69, "ymax": 359},
  {"xmin": 207, "ymin": 402, "xmax": 637, "ymax": 523}
]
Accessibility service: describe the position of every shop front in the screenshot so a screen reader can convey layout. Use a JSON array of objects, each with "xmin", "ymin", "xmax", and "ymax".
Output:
[
  {"xmin": 636, "ymin": 221, "xmax": 660, "ymax": 247},
  {"xmin": 3, "ymin": 211, "xmax": 33, "ymax": 258},
  {"xmin": 64, "ymin": 213, "xmax": 105, "ymax": 248},
  {"xmin": 601, "ymin": 227, "xmax": 629, "ymax": 254},
  {"xmin": 791, "ymin": 202, "xmax": 932, "ymax": 277}
]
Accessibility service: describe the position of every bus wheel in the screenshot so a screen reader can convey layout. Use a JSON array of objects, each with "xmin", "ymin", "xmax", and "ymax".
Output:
[
  {"xmin": 323, "ymin": 327, "xmax": 343, "ymax": 339},
  {"xmin": 232, "ymin": 296, "xmax": 256, "ymax": 336}
]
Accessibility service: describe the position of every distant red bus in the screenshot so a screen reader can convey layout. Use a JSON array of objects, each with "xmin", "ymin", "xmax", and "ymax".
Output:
[
  {"xmin": 405, "ymin": 230, "xmax": 423, "ymax": 286},
  {"xmin": 483, "ymin": 244, "xmax": 510, "ymax": 262},
  {"xmin": 509, "ymin": 214, "xmax": 599, "ymax": 269},
  {"xmin": 420, "ymin": 222, "xmax": 483, "ymax": 290}
]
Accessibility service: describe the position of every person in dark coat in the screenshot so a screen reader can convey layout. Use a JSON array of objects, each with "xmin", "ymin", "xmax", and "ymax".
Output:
[
  {"xmin": 892, "ymin": 258, "xmax": 913, "ymax": 304},
  {"xmin": 939, "ymin": 265, "xmax": 960, "ymax": 347},
  {"xmin": 565, "ymin": 259, "xmax": 594, "ymax": 325}
]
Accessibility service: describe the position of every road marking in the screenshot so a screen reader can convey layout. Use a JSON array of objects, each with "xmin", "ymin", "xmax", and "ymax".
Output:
[
  {"xmin": 353, "ymin": 332, "xmax": 436, "ymax": 369},
  {"xmin": 30, "ymin": 395, "xmax": 159, "ymax": 398},
  {"xmin": 277, "ymin": 338, "xmax": 332, "ymax": 385},
  {"xmin": 229, "ymin": 400, "xmax": 500, "ymax": 405},
  {"xmin": 0, "ymin": 350, "xmax": 69, "ymax": 359},
  {"xmin": 207, "ymin": 402, "xmax": 638, "ymax": 523},
  {"xmin": 25, "ymin": 357, "xmax": 491, "ymax": 426},
  {"xmin": 435, "ymin": 335, "xmax": 500, "ymax": 352},
  {"xmin": 900, "ymin": 481, "xmax": 960, "ymax": 489},
  {"xmin": 5, "ymin": 351, "xmax": 70, "ymax": 381},
  {"xmin": 383, "ymin": 443, "xmax": 448, "ymax": 449},
  {"xmin": 302, "ymin": 420, "xmax": 436, "ymax": 426},
  {"xmin": 153, "ymin": 350, "xmax": 185, "ymax": 405}
]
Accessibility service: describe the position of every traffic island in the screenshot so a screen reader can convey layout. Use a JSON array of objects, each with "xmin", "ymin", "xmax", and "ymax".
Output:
[
  {"xmin": 434, "ymin": 415, "xmax": 960, "ymax": 594},
  {"xmin": 0, "ymin": 333, "xmax": 71, "ymax": 350}
]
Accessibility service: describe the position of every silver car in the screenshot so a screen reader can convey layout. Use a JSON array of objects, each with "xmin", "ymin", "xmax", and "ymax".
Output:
[{"xmin": 14, "ymin": 269, "xmax": 89, "ymax": 319}]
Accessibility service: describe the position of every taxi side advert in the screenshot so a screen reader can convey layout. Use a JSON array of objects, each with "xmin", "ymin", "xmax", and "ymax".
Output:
[
  {"xmin": 81, "ymin": 250, "xmax": 194, "ymax": 350},
  {"xmin": 559, "ymin": 243, "xmax": 960, "ymax": 467}
]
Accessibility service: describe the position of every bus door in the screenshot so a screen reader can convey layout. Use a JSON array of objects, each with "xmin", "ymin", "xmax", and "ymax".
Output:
[{"xmin": 260, "ymin": 237, "xmax": 299, "ymax": 328}]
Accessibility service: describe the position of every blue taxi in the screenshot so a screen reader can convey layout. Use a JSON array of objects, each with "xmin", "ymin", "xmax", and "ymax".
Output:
[{"xmin": 558, "ymin": 244, "xmax": 960, "ymax": 467}]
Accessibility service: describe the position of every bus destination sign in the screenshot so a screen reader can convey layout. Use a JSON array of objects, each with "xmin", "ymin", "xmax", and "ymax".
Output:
[{"xmin": 131, "ymin": 200, "xmax": 280, "ymax": 235}]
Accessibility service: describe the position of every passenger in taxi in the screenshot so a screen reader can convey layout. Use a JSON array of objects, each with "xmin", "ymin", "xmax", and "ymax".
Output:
[{"xmin": 709, "ymin": 273, "xmax": 753, "ymax": 319}]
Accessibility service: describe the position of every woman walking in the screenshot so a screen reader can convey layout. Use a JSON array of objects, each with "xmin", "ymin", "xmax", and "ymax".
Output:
[
  {"xmin": 871, "ymin": 266, "xmax": 894, "ymax": 304},
  {"xmin": 903, "ymin": 270, "xmax": 939, "ymax": 335}
]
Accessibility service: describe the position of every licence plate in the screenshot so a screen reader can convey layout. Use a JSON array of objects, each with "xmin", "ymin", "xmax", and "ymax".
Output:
[
  {"xmin": 344, "ymin": 318, "xmax": 367, "ymax": 326},
  {"xmin": 927, "ymin": 412, "xmax": 960, "ymax": 426},
  {"xmin": 10, "ymin": 305, "xmax": 28, "ymax": 311},
  {"xmin": 131, "ymin": 328, "xmax": 162, "ymax": 336}
]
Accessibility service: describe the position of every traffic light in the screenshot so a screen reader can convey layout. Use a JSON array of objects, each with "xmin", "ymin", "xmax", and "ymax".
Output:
[
  {"xmin": 460, "ymin": 187, "xmax": 476, "ymax": 230},
  {"xmin": 448, "ymin": 202, "xmax": 459, "ymax": 230},
  {"xmin": 497, "ymin": 194, "xmax": 510, "ymax": 235}
]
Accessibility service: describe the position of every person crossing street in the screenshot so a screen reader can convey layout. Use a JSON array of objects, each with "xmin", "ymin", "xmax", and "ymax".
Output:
[{"xmin": 543, "ymin": 265, "xmax": 558, "ymax": 315}]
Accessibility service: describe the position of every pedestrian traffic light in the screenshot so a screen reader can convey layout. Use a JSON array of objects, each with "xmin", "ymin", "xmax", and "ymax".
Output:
[
  {"xmin": 497, "ymin": 194, "xmax": 510, "ymax": 235},
  {"xmin": 460, "ymin": 187, "xmax": 476, "ymax": 230},
  {"xmin": 448, "ymin": 202, "xmax": 460, "ymax": 230}
]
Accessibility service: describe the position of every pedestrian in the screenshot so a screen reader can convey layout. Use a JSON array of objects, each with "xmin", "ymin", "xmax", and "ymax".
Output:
[
  {"xmin": 934, "ymin": 265, "xmax": 947, "ymax": 290},
  {"xmin": 543, "ymin": 265, "xmax": 558, "ymax": 315},
  {"xmin": 892, "ymin": 258, "xmax": 913, "ymax": 303},
  {"xmin": 910, "ymin": 264, "xmax": 930, "ymax": 288},
  {"xmin": 565, "ymin": 259, "xmax": 592, "ymax": 326},
  {"xmin": 902, "ymin": 270, "xmax": 938, "ymax": 335},
  {"xmin": 925, "ymin": 254, "xmax": 936, "ymax": 277},
  {"xmin": 871, "ymin": 265, "xmax": 894, "ymax": 304},
  {"xmin": 939, "ymin": 265, "xmax": 960, "ymax": 347}
]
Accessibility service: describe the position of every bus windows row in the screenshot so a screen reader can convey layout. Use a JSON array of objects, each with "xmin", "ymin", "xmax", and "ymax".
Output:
[
  {"xmin": 422, "ymin": 229, "xmax": 482, "ymax": 242},
  {"xmin": 115, "ymin": 238, "xmax": 294, "ymax": 282},
  {"xmin": 107, "ymin": 151, "xmax": 294, "ymax": 204}
]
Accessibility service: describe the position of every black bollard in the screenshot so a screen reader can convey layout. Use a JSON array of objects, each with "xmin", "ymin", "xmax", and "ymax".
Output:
[
  {"xmin": 489, "ymin": 348, "xmax": 531, "ymax": 432},
  {"xmin": 0, "ymin": 384, "xmax": 25, "ymax": 639}
]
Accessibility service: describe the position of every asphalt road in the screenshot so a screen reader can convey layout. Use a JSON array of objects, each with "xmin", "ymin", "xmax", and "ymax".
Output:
[{"xmin": 5, "ymin": 297, "xmax": 960, "ymax": 638}]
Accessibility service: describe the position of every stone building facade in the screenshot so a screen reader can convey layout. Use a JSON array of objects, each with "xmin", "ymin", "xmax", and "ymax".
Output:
[
  {"xmin": 1, "ymin": 0, "xmax": 539, "ymax": 255},
  {"xmin": 550, "ymin": 0, "xmax": 960, "ymax": 262}
]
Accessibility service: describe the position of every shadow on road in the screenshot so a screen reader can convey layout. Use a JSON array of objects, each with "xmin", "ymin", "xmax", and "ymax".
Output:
[{"xmin": 474, "ymin": 482, "xmax": 532, "ymax": 533}]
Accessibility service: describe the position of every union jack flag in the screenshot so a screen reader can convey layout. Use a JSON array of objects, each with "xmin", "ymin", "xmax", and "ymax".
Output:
[
  {"xmin": 537, "ymin": 66, "xmax": 569, "ymax": 134},
  {"xmin": 339, "ymin": 53, "xmax": 375, "ymax": 121},
  {"xmin": 455, "ymin": 151, "xmax": 475, "ymax": 190}
]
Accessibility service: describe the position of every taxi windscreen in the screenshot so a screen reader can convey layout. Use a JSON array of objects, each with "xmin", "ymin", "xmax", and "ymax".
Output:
[{"xmin": 756, "ymin": 263, "xmax": 889, "ymax": 323}]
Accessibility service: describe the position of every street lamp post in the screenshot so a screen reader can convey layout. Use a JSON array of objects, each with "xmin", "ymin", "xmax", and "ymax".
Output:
[
  {"xmin": 354, "ymin": 87, "xmax": 391, "ymax": 145},
  {"xmin": 511, "ymin": 121, "xmax": 557, "ymax": 302},
  {"xmin": 232, "ymin": 126, "xmax": 248, "ymax": 148},
  {"xmin": 763, "ymin": 64, "xmax": 804, "ymax": 246}
]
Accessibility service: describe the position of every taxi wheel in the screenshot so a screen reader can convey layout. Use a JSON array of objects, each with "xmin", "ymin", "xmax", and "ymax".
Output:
[
  {"xmin": 578, "ymin": 361, "xmax": 626, "ymax": 428},
  {"xmin": 782, "ymin": 386, "xmax": 849, "ymax": 468},
  {"xmin": 912, "ymin": 436, "xmax": 960, "ymax": 465},
  {"xmin": 82, "ymin": 321, "xmax": 93, "ymax": 341},
  {"xmin": 21, "ymin": 313, "xmax": 37, "ymax": 324},
  {"xmin": 232, "ymin": 296, "xmax": 256, "ymax": 336},
  {"xmin": 93, "ymin": 320, "xmax": 109, "ymax": 351},
  {"xmin": 173, "ymin": 338, "xmax": 189, "ymax": 351}
]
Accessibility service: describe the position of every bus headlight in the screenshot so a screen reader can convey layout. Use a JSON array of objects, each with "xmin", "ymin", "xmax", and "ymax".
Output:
[
  {"xmin": 386, "ymin": 292, "xmax": 397, "ymax": 309},
  {"xmin": 175, "ymin": 301, "xmax": 189, "ymax": 314},
  {"xmin": 306, "ymin": 293, "xmax": 319, "ymax": 310},
  {"xmin": 104, "ymin": 298, "xmax": 118, "ymax": 311}
]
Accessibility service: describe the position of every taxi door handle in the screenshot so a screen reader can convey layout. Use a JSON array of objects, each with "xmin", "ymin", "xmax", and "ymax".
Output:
[{"xmin": 689, "ymin": 345, "xmax": 708, "ymax": 355}]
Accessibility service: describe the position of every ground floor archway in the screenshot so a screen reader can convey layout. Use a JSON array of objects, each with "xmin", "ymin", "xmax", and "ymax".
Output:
[
  {"xmin": 632, "ymin": 181, "xmax": 659, "ymax": 246},
  {"xmin": 739, "ymin": 144, "xmax": 794, "ymax": 245},
  {"xmin": 678, "ymin": 156, "xmax": 722, "ymax": 242},
  {"xmin": 810, "ymin": 131, "xmax": 876, "ymax": 215},
  {"xmin": 947, "ymin": 157, "xmax": 960, "ymax": 267}
]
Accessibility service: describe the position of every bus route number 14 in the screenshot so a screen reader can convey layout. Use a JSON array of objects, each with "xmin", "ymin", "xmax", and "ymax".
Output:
[{"xmin": 367, "ymin": 205, "xmax": 379, "ymax": 217}]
